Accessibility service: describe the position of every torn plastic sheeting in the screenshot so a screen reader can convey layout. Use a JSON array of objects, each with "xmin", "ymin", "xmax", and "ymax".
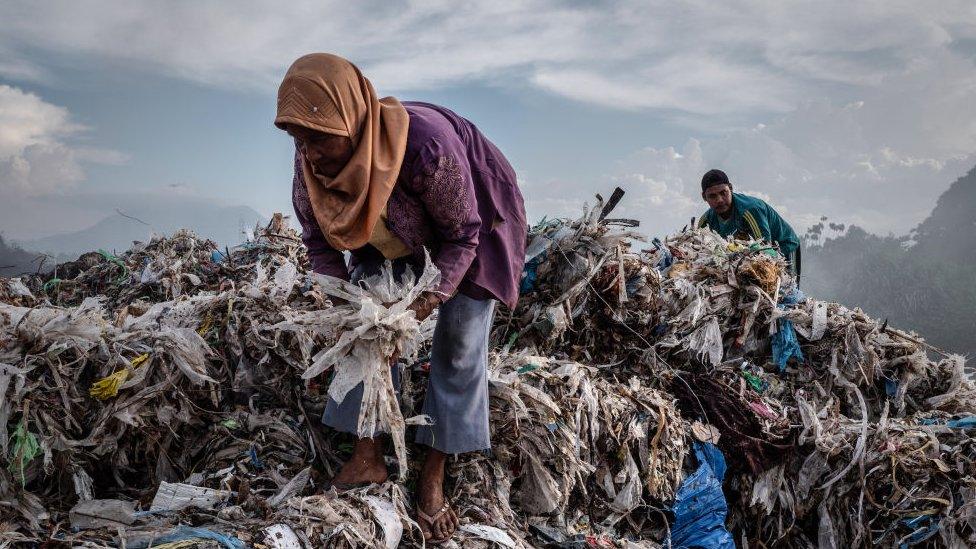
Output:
[
  {"xmin": 306, "ymin": 253, "xmax": 440, "ymax": 479},
  {"xmin": 69, "ymin": 499, "xmax": 136, "ymax": 530},
  {"xmin": 688, "ymin": 316, "xmax": 723, "ymax": 367},
  {"xmin": 520, "ymin": 253, "xmax": 545, "ymax": 294},
  {"xmin": 4, "ymin": 204, "xmax": 976, "ymax": 547},
  {"xmin": 363, "ymin": 494, "xmax": 404, "ymax": 549},
  {"xmin": 771, "ymin": 288, "xmax": 804, "ymax": 371},
  {"xmin": 771, "ymin": 317, "xmax": 803, "ymax": 371},
  {"xmin": 651, "ymin": 237, "xmax": 673, "ymax": 273},
  {"xmin": 459, "ymin": 523, "xmax": 519, "ymax": 548},
  {"xmin": 262, "ymin": 524, "xmax": 303, "ymax": 549},
  {"xmin": 669, "ymin": 442, "xmax": 734, "ymax": 549},
  {"xmin": 919, "ymin": 415, "xmax": 976, "ymax": 429},
  {"xmin": 150, "ymin": 481, "xmax": 233, "ymax": 512},
  {"xmin": 809, "ymin": 300, "xmax": 828, "ymax": 341},
  {"xmin": 0, "ymin": 363, "xmax": 25, "ymax": 456},
  {"xmin": 125, "ymin": 525, "xmax": 247, "ymax": 549},
  {"xmin": 267, "ymin": 467, "xmax": 312, "ymax": 508},
  {"xmin": 898, "ymin": 515, "xmax": 941, "ymax": 547}
]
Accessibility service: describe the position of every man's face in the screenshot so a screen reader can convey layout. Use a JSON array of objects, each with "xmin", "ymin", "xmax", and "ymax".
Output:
[
  {"xmin": 286, "ymin": 124, "xmax": 354, "ymax": 178},
  {"xmin": 703, "ymin": 184, "xmax": 733, "ymax": 216}
]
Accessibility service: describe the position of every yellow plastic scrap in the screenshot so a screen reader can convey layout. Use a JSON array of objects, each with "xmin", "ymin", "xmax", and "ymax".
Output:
[
  {"xmin": 197, "ymin": 313, "xmax": 214, "ymax": 337},
  {"xmin": 89, "ymin": 353, "xmax": 150, "ymax": 400}
]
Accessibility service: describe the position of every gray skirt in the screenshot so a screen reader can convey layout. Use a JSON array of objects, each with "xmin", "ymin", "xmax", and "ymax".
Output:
[{"xmin": 322, "ymin": 257, "xmax": 495, "ymax": 454}]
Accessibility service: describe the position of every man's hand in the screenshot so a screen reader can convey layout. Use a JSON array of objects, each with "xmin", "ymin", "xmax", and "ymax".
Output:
[{"xmin": 407, "ymin": 292, "xmax": 442, "ymax": 322}]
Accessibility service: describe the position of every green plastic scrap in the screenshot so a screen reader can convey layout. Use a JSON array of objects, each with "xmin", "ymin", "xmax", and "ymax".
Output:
[
  {"xmin": 42, "ymin": 278, "xmax": 62, "ymax": 294},
  {"xmin": 220, "ymin": 418, "xmax": 240, "ymax": 430},
  {"xmin": 8, "ymin": 419, "xmax": 41, "ymax": 486},
  {"xmin": 98, "ymin": 249, "xmax": 130, "ymax": 284},
  {"xmin": 741, "ymin": 371, "xmax": 766, "ymax": 393},
  {"xmin": 747, "ymin": 242, "xmax": 779, "ymax": 258},
  {"xmin": 517, "ymin": 364, "xmax": 540, "ymax": 374}
]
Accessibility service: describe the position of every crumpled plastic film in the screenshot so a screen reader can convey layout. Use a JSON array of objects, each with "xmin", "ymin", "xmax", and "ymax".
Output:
[
  {"xmin": 669, "ymin": 442, "xmax": 734, "ymax": 549},
  {"xmin": 2, "ymin": 201, "xmax": 974, "ymax": 548}
]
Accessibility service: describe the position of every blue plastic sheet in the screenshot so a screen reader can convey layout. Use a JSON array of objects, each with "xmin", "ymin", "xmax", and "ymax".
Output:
[
  {"xmin": 920, "ymin": 415, "xmax": 976, "ymax": 429},
  {"xmin": 669, "ymin": 442, "xmax": 735, "ymax": 549},
  {"xmin": 780, "ymin": 287, "xmax": 805, "ymax": 305},
  {"xmin": 772, "ymin": 289, "xmax": 805, "ymax": 371},
  {"xmin": 771, "ymin": 318, "xmax": 803, "ymax": 372},
  {"xmin": 652, "ymin": 238, "xmax": 674, "ymax": 274},
  {"xmin": 898, "ymin": 515, "xmax": 940, "ymax": 547},
  {"xmin": 249, "ymin": 444, "xmax": 265, "ymax": 469},
  {"xmin": 947, "ymin": 416, "xmax": 976, "ymax": 429},
  {"xmin": 885, "ymin": 378, "xmax": 899, "ymax": 398},
  {"xmin": 520, "ymin": 253, "xmax": 545, "ymax": 294},
  {"xmin": 127, "ymin": 526, "xmax": 246, "ymax": 549}
]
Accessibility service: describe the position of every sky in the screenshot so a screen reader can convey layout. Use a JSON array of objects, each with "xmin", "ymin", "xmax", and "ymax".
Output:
[{"xmin": 1, "ymin": 0, "xmax": 975, "ymax": 244}]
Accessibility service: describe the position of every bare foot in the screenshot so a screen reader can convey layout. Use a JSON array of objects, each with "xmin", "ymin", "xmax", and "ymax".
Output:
[
  {"xmin": 330, "ymin": 437, "xmax": 388, "ymax": 488},
  {"xmin": 417, "ymin": 450, "xmax": 460, "ymax": 542}
]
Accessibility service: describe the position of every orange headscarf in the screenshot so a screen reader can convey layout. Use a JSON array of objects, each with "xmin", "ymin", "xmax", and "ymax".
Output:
[{"xmin": 275, "ymin": 53, "xmax": 409, "ymax": 251}]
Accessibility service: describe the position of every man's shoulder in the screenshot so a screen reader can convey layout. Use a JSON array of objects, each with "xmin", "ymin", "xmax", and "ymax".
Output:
[{"xmin": 733, "ymin": 193, "xmax": 772, "ymax": 216}]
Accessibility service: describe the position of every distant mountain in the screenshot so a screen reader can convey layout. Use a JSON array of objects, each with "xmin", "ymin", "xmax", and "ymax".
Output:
[
  {"xmin": 0, "ymin": 234, "xmax": 44, "ymax": 276},
  {"xmin": 803, "ymin": 164, "xmax": 976, "ymax": 357},
  {"xmin": 913, "ymin": 165, "xmax": 976, "ymax": 263},
  {"xmin": 24, "ymin": 204, "xmax": 266, "ymax": 258}
]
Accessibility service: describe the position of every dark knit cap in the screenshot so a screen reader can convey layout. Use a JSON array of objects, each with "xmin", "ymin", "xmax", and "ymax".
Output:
[{"xmin": 701, "ymin": 169, "xmax": 730, "ymax": 192}]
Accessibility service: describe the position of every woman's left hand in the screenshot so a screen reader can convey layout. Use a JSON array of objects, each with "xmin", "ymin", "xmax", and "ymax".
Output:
[{"xmin": 408, "ymin": 293, "xmax": 441, "ymax": 322}]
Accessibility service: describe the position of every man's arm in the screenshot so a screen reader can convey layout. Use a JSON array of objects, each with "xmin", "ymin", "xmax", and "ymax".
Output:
[
  {"xmin": 745, "ymin": 204, "xmax": 799, "ymax": 259},
  {"xmin": 764, "ymin": 205, "xmax": 799, "ymax": 258}
]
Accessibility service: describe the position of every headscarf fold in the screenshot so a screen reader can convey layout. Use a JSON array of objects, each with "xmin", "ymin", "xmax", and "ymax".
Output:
[{"xmin": 275, "ymin": 53, "xmax": 409, "ymax": 251}]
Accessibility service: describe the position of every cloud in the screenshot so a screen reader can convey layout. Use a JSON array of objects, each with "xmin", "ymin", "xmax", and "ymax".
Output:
[
  {"xmin": 0, "ymin": 84, "xmax": 125, "ymax": 195},
  {"xmin": 532, "ymin": 54, "xmax": 799, "ymax": 114},
  {"xmin": 1, "ymin": 1, "xmax": 973, "ymax": 120}
]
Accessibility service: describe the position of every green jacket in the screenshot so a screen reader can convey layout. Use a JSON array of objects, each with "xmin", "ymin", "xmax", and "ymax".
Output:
[{"xmin": 698, "ymin": 192, "xmax": 800, "ymax": 259}]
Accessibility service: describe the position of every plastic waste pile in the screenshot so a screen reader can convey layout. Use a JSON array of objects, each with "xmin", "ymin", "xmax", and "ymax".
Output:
[
  {"xmin": 1, "ymin": 195, "xmax": 974, "ymax": 547},
  {"xmin": 493, "ymin": 193, "xmax": 976, "ymax": 547}
]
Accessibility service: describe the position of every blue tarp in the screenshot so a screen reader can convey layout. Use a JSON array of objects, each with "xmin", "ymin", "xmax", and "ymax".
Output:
[
  {"xmin": 772, "ymin": 288, "xmax": 805, "ymax": 371},
  {"xmin": 670, "ymin": 442, "xmax": 735, "ymax": 549},
  {"xmin": 771, "ymin": 318, "xmax": 803, "ymax": 372}
]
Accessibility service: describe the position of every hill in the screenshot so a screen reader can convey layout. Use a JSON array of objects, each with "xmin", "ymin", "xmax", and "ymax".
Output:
[
  {"xmin": 803, "ymin": 165, "xmax": 976, "ymax": 356},
  {"xmin": 0, "ymin": 234, "xmax": 45, "ymax": 276},
  {"xmin": 24, "ymin": 204, "xmax": 265, "ymax": 258}
]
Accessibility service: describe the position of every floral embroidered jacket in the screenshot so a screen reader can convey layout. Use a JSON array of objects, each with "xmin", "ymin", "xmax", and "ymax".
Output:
[{"xmin": 292, "ymin": 101, "xmax": 527, "ymax": 309}]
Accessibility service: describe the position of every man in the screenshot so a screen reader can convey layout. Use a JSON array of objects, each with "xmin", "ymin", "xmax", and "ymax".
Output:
[{"xmin": 696, "ymin": 169, "xmax": 801, "ymax": 281}]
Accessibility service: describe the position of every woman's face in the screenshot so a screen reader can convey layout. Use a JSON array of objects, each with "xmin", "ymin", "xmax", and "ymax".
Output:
[{"xmin": 286, "ymin": 124, "xmax": 354, "ymax": 178}]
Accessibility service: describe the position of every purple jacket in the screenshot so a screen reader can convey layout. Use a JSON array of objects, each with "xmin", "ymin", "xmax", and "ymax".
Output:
[{"xmin": 292, "ymin": 101, "xmax": 527, "ymax": 309}]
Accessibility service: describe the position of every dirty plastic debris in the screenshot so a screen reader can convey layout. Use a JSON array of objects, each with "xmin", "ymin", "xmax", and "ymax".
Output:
[{"xmin": 1, "ymin": 203, "xmax": 974, "ymax": 548}]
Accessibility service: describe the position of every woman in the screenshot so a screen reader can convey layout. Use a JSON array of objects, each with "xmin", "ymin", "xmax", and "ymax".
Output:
[{"xmin": 275, "ymin": 53, "xmax": 526, "ymax": 543}]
